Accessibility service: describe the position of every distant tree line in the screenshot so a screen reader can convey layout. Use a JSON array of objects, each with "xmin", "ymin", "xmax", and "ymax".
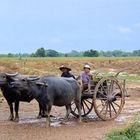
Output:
[{"xmin": 0, "ymin": 48, "xmax": 140, "ymax": 57}]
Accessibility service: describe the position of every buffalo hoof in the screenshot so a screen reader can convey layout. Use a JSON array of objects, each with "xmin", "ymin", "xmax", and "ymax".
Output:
[
  {"xmin": 41, "ymin": 114, "xmax": 47, "ymax": 118},
  {"xmin": 78, "ymin": 118, "xmax": 82, "ymax": 123},
  {"xmin": 37, "ymin": 115, "xmax": 42, "ymax": 119},
  {"xmin": 8, "ymin": 115, "xmax": 14, "ymax": 121},
  {"xmin": 37, "ymin": 114, "xmax": 55, "ymax": 119},
  {"xmin": 41, "ymin": 114, "xmax": 55, "ymax": 118},
  {"xmin": 63, "ymin": 117, "xmax": 69, "ymax": 123},
  {"xmin": 46, "ymin": 118, "xmax": 51, "ymax": 127},
  {"xmin": 50, "ymin": 115, "xmax": 55, "ymax": 118},
  {"xmin": 14, "ymin": 117, "xmax": 19, "ymax": 122},
  {"xmin": 46, "ymin": 122, "xmax": 51, "ymax": 127},
  {"xmin": 60, "ymin": 120, "xmax": 67, "ymax": 125}
]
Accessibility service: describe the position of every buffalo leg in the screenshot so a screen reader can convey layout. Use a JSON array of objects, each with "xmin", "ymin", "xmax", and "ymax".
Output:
[
  {"xmin": 41, "ymin": 104, "xmax": 47, "ymax": 117},
  {"xmin": 37, "ymin": 103, "xmax": 42, "ymax": 119},
  {"xmin": 75, "ymin": 100, "xmax": 82, "ymax": 122},
  {"xmin": 64, "ymin": 105, "xmax": 71, "ymax": 121},
  {"xmin": 42, "ymin": 107, "xmax": 47, "ymax": 117},
  {"xmin": 14, "ymin": 101, "xmax": 19, "ymax": 122},
  {"xmin": 75, "ymin": 87, "xmax": 82, "ymax": 122},
  {"xmin": 46, "ymin": 104, "xmax": 52, "ymax": 127},
  {"xmin": 8, "ymin": 102, "xmax": 14, "ymax": 121}
]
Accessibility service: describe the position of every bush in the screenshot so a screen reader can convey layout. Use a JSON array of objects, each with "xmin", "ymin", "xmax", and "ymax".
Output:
[
  {"xmin": 83, "ymin": 49, "xmax": 99, "ymax": 57},
  {"xmin": 104, "ymin": 115, "xmax": 140, "ymax": 140}
]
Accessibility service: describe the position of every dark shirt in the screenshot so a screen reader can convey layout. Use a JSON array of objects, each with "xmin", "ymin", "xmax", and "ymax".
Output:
[{"xmin": 61, "ymin": 72, "xmax": 75, "ymax": 79}]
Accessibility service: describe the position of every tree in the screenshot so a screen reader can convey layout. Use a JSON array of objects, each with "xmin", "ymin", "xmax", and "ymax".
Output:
[
  {"xmin": 7, "ymin": 53, "xmax": 14, "ymax": 57},
  {"xmin": 67, "ymin": 50, "xmax": 83, "ymax": 57},
  {"xmin": 111, "ymin": 50, "xmax": 127, "ymax": 57},
  {"xmin": 99, "ymin": 50, "xmax": 132, "ymax": 57},
  {"xmin": 46, "ymin": 49, "xmax": 59, "ymax": 57},
  {"xmin": 83, "ymin": 49, "xmax": 99, "ymax": 57},
  {"xmin": 30, "ymin": 53, "xmax": 36, "ymax": 57},
  {"xmin": 35, "ymin": 47, "xmax": 46, "ymax": 57},
  {"xmin": 132, "ymin": 50, "xmax": 140, "ymax": 56}
]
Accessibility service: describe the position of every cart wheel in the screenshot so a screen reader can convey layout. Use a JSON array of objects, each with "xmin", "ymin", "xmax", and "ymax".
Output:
[
  {"xmin": 71, "ymin": 95, "xmax": 93, "ymax": 117},
  {"xmin": 93, "ymin": 77, "xmax": 125, "ymax": 121}
]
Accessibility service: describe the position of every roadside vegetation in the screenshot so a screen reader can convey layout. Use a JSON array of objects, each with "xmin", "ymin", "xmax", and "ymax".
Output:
[
  {"xmin": 104, "ymin": 123, "xmax": 140, "ymax": 140},
  {"xmin": 104, "ymin": 115, "xmax": 140, "ymax": 140},
  {"xmin": 0, "ymin": 48, "xmax": 140, "ymax": 57}
]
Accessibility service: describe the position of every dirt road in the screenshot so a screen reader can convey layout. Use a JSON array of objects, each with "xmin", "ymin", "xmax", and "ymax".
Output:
[{"xmin": 0, "ymin": 86, "xmax": 140, "ymax": 140}]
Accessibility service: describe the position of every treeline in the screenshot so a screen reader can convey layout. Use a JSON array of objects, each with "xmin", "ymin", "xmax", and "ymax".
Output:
[{"xmin": 1, "ymin": 48, "xmax": 140, "ymax": 57}]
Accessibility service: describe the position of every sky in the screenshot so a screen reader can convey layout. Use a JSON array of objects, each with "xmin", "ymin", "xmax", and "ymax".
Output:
[{"xmin": 0, "ymin": 0, "xmax": 140, "ymax": 54}]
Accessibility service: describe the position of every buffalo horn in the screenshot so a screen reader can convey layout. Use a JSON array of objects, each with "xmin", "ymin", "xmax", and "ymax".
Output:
[
  {"xmin": 5, "ymin": 72, "xmax": 19, "ymax": 77},
  {"xmin": 36, "ymin": 82, "xmax": 48, "ymax": 87},
  {"xmin": 27, "ymin": 77, "xmax": 40, "ymax": 81}
]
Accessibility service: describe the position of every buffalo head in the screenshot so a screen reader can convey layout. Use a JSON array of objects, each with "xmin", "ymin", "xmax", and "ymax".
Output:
[
  {"xmin": 0, "ymin": 72, "xmax": 19, "ymax": 86},
  {"xmin": 11, "ymin": 76, "xmax": 48, "ymax": 91}
]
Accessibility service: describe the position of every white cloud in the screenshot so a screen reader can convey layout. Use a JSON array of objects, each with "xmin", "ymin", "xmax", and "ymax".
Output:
[{"xmin": 107, "ymin": 24, "xmax": 132, "ymax": 33}]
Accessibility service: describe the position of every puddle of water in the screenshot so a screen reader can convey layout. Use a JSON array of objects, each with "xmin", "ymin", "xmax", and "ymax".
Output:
[
  {"xmin": 50, "ymin": 121, "xmax": 61, "ymax": 127},
  {"xmin": 83, "ymin": 115, "xmax": 98, "ymax": 122},
  {"xmin": 19, "ymin": 118, "xmax": 43, "ymax": 124},
  {"xmin": 124, "ymin": 108, "xmax": 140, "ymax": 113},
  {"xmin": 61, "ymin": 121, "xmax": 76, "ymax": 126},
  {"xmin": 116, "ymin": 114, "xmax": 140, "ymax": 124},
  {"xmin": 115, "ymin": 116, "xmax": 132, "ymax": 124},
  {"xmin": 50, "ymin": 117, "xmax": 76, "ymax": 127},
  {"xmin": 19, "ymin": 118, "xmax": 62, "ymax": 128},
  {"xmin": 87, "ymin": 115, "xmax": 97, "ymax": 119},
  {"xmin": 18, "ymin": 116, "xmax": 76, "ymax": 128}
]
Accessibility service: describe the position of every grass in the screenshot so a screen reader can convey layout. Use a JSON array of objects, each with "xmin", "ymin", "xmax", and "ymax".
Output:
[
  {"xmin": 104, "ymin": 115, "xmax": 140, "ymax": 140},
  {"xmin": 119, "ymin": 74, "xmax": 140, "ymax": 83},
  {"xmin": 0, "ymin": 57, "xmax": 140, "ymax": 79},
  {"xmin": 102, "ymin": 72, "xmax": 140, "ymax": 83},
  {"xmin": 104, "ymin": 123, "xmax": 140, "ymax": 140}
]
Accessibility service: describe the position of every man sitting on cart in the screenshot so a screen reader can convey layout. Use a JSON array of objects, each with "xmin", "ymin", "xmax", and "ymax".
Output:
[
  {"xmin": 80, "ymin": 64, "xmax": 91, "ymax": 92},
  {"xmin": 59, "ymin": 65, "xmax": 75, "ymax": 79}
]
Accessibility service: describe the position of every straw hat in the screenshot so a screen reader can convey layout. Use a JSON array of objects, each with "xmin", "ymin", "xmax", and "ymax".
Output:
[
  {"xmin": 83, "ymin": 64, "xmax": 91, "ymax": 70},
  {"xmin": 59, "ymin": 65, "xmax": 71, "ymax": 71}
]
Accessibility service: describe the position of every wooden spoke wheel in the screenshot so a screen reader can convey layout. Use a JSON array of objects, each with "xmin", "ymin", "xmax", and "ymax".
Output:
[
  {"xmin": 93, "ymin": 77, "xmax": 125, "ymax": 121},
  {"xmin": 71, "ymin": 94, "xmax": 94, "ymax": 117}
]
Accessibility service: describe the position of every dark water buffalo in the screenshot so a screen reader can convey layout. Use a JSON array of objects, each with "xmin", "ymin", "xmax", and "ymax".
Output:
[
  {"xmin": 0, "ymin": 73, "xmax": 45, "ymax": 122},
  {"xmin": 12, "ymin": 76, "xmax": 81, "ymax": 126}
]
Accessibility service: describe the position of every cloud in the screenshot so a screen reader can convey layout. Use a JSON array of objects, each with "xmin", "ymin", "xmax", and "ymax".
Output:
[{"xmin": 107, "ymin": 24, "xmax": 132, "ymax": 33}]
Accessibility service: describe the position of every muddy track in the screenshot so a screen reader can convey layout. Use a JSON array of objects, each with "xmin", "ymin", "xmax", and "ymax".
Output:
[{"xmin": 0, "ymin": 87, "xmax": 140, "ymax": 140}]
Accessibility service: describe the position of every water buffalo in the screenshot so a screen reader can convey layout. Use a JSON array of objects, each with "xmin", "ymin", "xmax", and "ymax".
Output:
[
  {"xmin": 0, "ymin": 73, "xmax": 45, "ymax": 122},
  {"xmin": 12, "ymin": 76, "xmax": 82, "ymax": 126}
]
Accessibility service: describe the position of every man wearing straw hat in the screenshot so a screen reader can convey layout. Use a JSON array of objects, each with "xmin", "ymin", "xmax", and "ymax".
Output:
[
  {"xmin": 59, "ymin": 65, "xmax": 75, "ymax": 79},
  {"xmin": 80, "ymin": 64, "xmax": 91, "ymax": 91}
]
